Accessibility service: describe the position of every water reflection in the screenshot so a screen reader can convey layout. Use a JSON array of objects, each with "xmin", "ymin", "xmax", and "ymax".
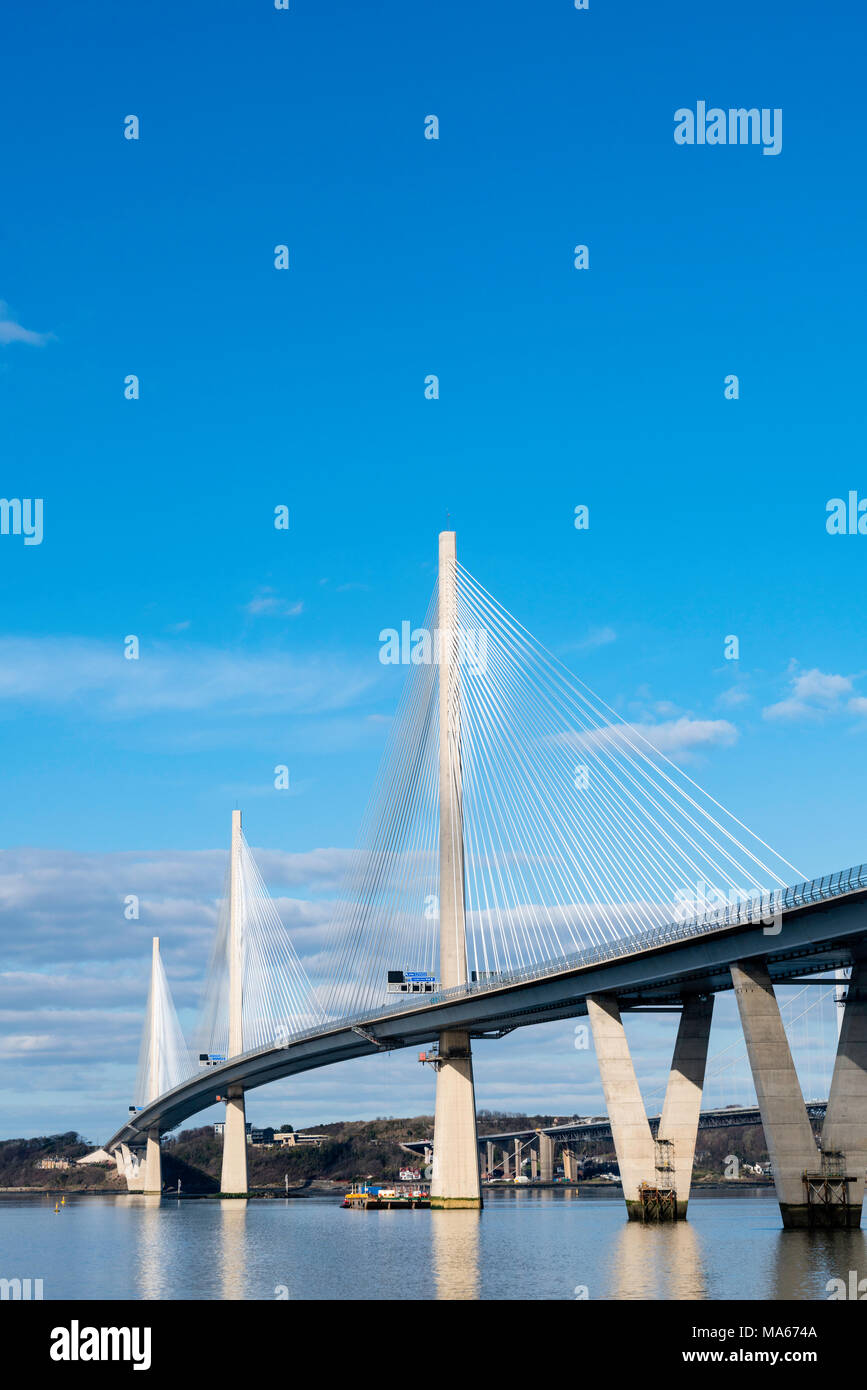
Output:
[
  {"xmin": 25, "ymin": 1188, "xmax": 866, "ymax": 1301},
  {"xmin": 135, "ymin": 1195, "xmax": 167, "ymax": 1300},
  {"xmin": 769, "ymin": 1228, "xmax": 867, "ymax": 1300},
  {"xmin": 432, "ymin": 1210, "xmax": 480, "ymax": 1299},
  {"xmin": 220, "ymin": 1200, "xmax": 249, "ymax": 1300},
  {"xmin": 609, "ymin": 1218, "xmax": 706, "ymax": 1300}
]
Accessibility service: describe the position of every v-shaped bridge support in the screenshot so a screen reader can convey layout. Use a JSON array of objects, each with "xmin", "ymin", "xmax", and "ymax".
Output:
[{"xmin": 587, "ymin": 992, "xmax": 714, "ymax": 1220}]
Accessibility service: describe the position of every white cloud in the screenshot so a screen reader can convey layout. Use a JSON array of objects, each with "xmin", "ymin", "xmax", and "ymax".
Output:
[
  {"xmin": 0, "ymin": 1034, "xmax": 56, "ymax": 1056},
  {"xmin": 717, "ymin": 685, "xmax": 749, "ymax": 708},
  {"xmin": 571, "ymin": 626, "xmax": 617, "ymax": 652},
  {"xmin": 0, "ymin": 635, "xmax": 372, "ymax": 716},
  {"xmin": 573, "ymin": 716, "xmax": 737, "ymax": 759},
  {"xmin": 631, "ymin": 716, "xmax": 738, "ymax": 755},
  {"xmin": 763, "ymin": 666, "xmax": 856, "ymax": 722},
  {"xmin": 245, "ymin": 588, "xmax": 304, "ymax": 618},
  {"xmin": 0, "ymin": 301, "xmax": 53, "ymax": 347}
]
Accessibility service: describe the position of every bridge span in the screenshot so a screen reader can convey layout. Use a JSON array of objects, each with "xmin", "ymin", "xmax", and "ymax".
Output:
[
  {"xmin": 108, "ymin": 861, "xmax": 867, "ymax": 1228},
  {"xmin": 106, "ymin": 532, "xmax": 867, "ymax": 1231}
]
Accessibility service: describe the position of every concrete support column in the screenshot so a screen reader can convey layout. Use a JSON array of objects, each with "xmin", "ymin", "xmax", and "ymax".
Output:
[
  {"xmin": 658, "ymin": 995, "xmax": 714, "ymax": 1218},
  {"xmin": 120, "ymin": 1143, "xmax": 144, "ymax": 1192},
  {"xmin": 485, "ymin": 1141, "xmax": 494, "ymax": 1180},
  {"xmin": 431, "ymin": 1032, "xmax": 481, "ymax": 1206},
  {"xmin": 143, "ymin": 1127, "xmax": 162, "ymax": 1195},
  {"xmin": 219, "ymin": 809, "xmax": 249, "ymax": 1197},
  {"xmin": 731, "ymin": 960, "xmax": 818, "ymax": 1227},
  {"xmin": 539, "ymin": 1131, "xmax": 554, "ymax": 1183},
  {"xmin": 514, "ymin": 1137, "xmax": 522, "ymax": 1177},
  {"xmin": 562, "ymin": 1149, "xmax": 576, "ymax": 1183},
  {"xmin": 431, "ymin": 531, "xmax": 481, "ymax": 1210},
  {"xmin": 587, "ymin": 995, "xmax": 656, "ymax": 1219},
  {"xmin": 530, "ymin": 1150, "xmax": 538, "ymax": 1180},
  {"xmin": 501, "ymin": 1146, "xmax": 511, "ymax": 1180},
  {"xmin": 220, "ymin": 1085, "xmax": 249, "ymax": 1196},
  {"xmin": 821, "ymin": 958, "xmax": 867, "ymax": 1220}
]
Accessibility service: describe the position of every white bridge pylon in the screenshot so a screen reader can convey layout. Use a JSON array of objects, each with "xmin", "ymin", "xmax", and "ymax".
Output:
[
  {"xmin": 320, "ymin": 538, "xmax": 801, "ymax": 1025},
  {"xmin": 198, "ymin": 809, "xmax": 326, "ymax": 1195},
  {"xmin": 121, "ymin": 936, "xmax": 191, "ymax": 1193}
]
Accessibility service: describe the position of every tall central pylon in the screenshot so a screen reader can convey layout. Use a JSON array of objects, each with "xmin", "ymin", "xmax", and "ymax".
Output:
[
  {"xmin": 220, "ymin": 808, "xmax": 249, "ymax": 1195},
  {"xmin": 430, "ymin": 530, "xmax": 482, "ymax": 1208},
  {"xmin": 143, "ymin": 936, "xmax": 163, "ymax": 1195}
]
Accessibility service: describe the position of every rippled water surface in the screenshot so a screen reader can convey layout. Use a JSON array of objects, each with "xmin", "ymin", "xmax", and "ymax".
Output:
[{"xmin": 2, "ymin": 1188, "xmax": 865, "ymax": 1300}]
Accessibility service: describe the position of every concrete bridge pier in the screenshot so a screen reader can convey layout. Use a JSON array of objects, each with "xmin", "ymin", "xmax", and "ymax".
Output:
[
  {"xmin": 530, "ymin": 1150, "xmax": 538, "ymax": 1180},
  {"xmin": 587, "ymin": 995, "xmax": 657, "ymax": 1219},
  {"xmin": 562, "ymin": 1149, "xmax": 576, "ymax": 1183},
  {"xmin": 485, "ymin": 1141, "xmax": 495, "ymax": 1179},
  {"xmin": 119, "ymin": 1143, "xmax": 144, "ymax": 1192},
  {"xmin": 431, "ymin": 1033, "xmax": 481, "ymax": 1207},
  {"xmin": 143, "ymin": 1127, "xmax": 162, "ymax": 1195},
  {"xmin": 587, "ymin": 992, "xmax": 713, "ymax": 1220},
  {"xmin": 659, "ymin": 994, "xmax": 714, "ymax": 1218},
  {"xmin": 501, "ymin": 1145, "xmax": 511, "ymax": 1180},
  {"xmin": 220, "ymin": 1085, "xmax": 249, "ymax": 1196},
  {"xmin": 818, "ymin": 957, "xmax": 867, "ymax": 1225},
  {"xmin": 731, "ymin": 959, "xmax": 819, "ymax": 1228},
  {"xmin": 539, "ymin": 1130, "xmax": 554, "ymax": 1183}
]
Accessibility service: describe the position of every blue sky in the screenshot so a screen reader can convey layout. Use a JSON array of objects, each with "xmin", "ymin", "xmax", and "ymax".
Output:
[{"xmin": 1, "ymin": 0, "xmax": 865, "ymax": 1140}]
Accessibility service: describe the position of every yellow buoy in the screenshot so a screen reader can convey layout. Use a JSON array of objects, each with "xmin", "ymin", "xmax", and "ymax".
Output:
[{"xmin": 60, "ymin": 1196, "xmax": 66, "ymax": 1206}]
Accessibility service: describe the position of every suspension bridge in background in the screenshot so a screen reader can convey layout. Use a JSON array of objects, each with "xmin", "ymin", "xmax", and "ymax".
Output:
[{"xmin": 105, "ymin": 533, "xmax": 867, "ymax": 1229}]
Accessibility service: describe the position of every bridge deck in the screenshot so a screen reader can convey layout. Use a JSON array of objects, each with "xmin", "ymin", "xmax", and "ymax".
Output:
[{"xmin": 106, "ymin": 863, "xmax": 867, "ymax": 1150}]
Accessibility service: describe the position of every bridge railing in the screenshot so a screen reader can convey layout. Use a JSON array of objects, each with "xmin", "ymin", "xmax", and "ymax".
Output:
[
  {"xmin": 427, "ymin": 861, "xmax": 867, "ymax": 1007},
  {"xmin": 166, "ymin": 861, "xmax": 867, "ymax": 1094},
  {"xmin": 255, "ymin": 861, "xmax": 867, "ymax": 1047}
]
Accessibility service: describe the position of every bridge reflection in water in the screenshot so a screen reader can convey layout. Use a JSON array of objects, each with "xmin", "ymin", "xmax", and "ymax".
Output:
[
  {"xmin": 221, "ymin": 1200, "xmax": 249, "ymax": 1301},
  {"xmin": 13, "ymin": 1189, "xmax": 866, "ymax": 1300},
  {"xmin": 432, "ymin": 1210, "xmax": 480, "ymax": 1300}
]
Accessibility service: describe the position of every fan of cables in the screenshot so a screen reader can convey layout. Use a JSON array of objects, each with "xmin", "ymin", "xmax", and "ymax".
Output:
[{"xmin": 315, "ymin": 557, "xmax": 801, "ymax": 1019}]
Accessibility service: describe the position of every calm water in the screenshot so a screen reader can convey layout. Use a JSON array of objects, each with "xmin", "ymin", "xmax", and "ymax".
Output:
[{"xmin": 2, "ymin": 1189, "xmax": 865, "ymax": 1301}]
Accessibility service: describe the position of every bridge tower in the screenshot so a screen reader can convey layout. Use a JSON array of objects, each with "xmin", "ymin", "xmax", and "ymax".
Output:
[
  {"xmin": 220, "ymin": 808, "xmax": 249, "ymax": 1196},
  {"xmin": 143, "ymin": 936, "xmax": 164, "ymax": 1195},
  {"xmin": 430, "ymin": 531, "xmax": 482, "ymax": 1209}
]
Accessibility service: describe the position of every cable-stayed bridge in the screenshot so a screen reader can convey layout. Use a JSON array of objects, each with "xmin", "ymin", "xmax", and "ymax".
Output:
[{"xmin": 106, "ymin": 533, "xmax": 867, "ymax": 1229}]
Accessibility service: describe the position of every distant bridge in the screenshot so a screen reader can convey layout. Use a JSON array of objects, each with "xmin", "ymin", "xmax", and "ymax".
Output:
[{"xmin": 403, "ymin": 1101, "xmax": 831, "ymax": 1154}]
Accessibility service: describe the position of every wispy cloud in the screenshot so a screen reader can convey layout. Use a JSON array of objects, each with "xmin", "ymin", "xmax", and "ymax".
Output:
[
  {"xmin": 626, "ymin": 716, "xmax": 737, "ymax": 756},
  {"xmin": 763, "ymin": 665, "xmax": 865, "ymax": 722},
  {"xmin": 0, "ymin": 635, "xmax": 373, "ymax": 716},
  {"xmin": 566, "ymin": 715, "xmax": 738, "ymax": 761},
  {"xmin": 566, "ymin": 626, "xmax": 617, "ymax": 653},
  {"xmin": 245, "ymin": 588, "xmax": 304, "ymax": 618},
  {"xmin": 717, "ymin": 685, "xmax": 750, "ymax": 708},
  {"xmin": 0, "ymin": 301, "xmax": 53, "ymax": 347}
]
